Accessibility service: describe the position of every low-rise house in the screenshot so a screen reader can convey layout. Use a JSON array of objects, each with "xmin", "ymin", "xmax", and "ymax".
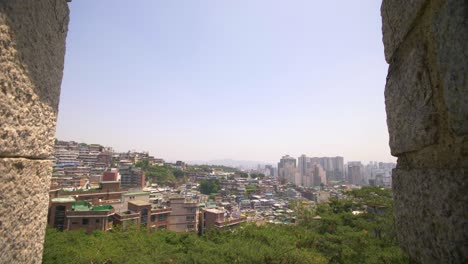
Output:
[
  {"xmin": 48, "ymin": 198, "xmax": 114, "ymax": 233},
  {"xmin": 240, "ymin": 199, "xmax": 251, "ymax": 209},
  {"xmin": 315, "ymin": 191, "xmax": 330, "ymax": 204},
  {"xmin": 113, "ymin": 200, "xmax": 171, "ymax": 231},
  {"xmin": 198, "ymin": 208, "xmax": 245, "ymax": 234},
  {"xmin": 121, "ymin": 191, "xmax": 150, "ymax": 211},
  {"xmin": 58, "ymin": 181, "xmax": 127, "ymax": 205}
]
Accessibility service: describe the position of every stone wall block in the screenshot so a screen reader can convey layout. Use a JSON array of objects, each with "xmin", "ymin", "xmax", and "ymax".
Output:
[
  {"xmin": 392, "ymin": 168, "xmax": 468, "ymax": 263},
  {"xmin": 0, "ymin": 158, "xmax": 52, "ymax": 264},
  {"xmin": 381, "ymin": 0, "xmax": 428, "ymax": 63},
  {"xmin": 0, "ymin": 0, "xmax": 69, "ymax": 158},
  {"xmin": 385, "ymin": 42, "xmax": 438, "ymax": 155},
  {"xmin": 432, "ymin": 0, "xmax": 468, "ymax": 136}
]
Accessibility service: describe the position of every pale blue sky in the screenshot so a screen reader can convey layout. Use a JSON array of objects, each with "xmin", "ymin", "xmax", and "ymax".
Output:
[{"xmin": 56, "ymin": 0, "xmax": 394, "ymax": 164}]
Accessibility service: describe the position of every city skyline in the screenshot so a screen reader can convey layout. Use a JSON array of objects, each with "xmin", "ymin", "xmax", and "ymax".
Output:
[
  {"xmin": 56, "ymin": 0, "xmax": 394, "ymax": 163},
  {"xmin": 54, "ymin": 138, "xmax": 393, "ymax": 167}
]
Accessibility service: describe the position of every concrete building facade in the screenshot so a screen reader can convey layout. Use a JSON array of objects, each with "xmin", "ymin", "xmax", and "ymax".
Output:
[
  {"xmin": 277, "ymin": 155, "xmax": 297, "ymax": 184},
  {"xmin": 167, "ymin": 197, "xmax": 198, "ymax": 232}
]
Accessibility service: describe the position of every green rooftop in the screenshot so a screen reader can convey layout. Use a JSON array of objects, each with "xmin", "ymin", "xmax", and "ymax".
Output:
[
  {"xmin": 206, "ymin": 203, "xmax": 217, "ymax": 208},
  {"xmin": 72, "ymin": 201, "xmax": 113, "ymax": 211},
  {"xmin": 92, "ymin": 205, "xmax": 113, "ymax": 211},
  {"xmin": 72, "ymin": 201, "xmax": 92, "ymax": 211}
]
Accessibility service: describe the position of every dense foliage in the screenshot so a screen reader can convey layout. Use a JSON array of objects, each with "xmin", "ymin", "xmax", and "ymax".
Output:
[
  {"xmin": 291, "ymin": 187, "xmax": 405, "ymax": 263},
  {"xmin": 238, "ymin": 172, "xmax": 249, "ymax": 178},
  {"xmin": 185, "ymin": 164, "xmax": 239, "ymax": 173},
  {"xmin": 250, "ymin": 173, "xmax": 265, "ymax": 179},
  {"xmin": 199, "ymin": 179, "xmax": 220, "ymax": 195},
  {"xmin": 43, "ymin": 187, "xmax": 409, "ymax": 263},
  {"xmin": 134, "ymin": 161, "xmax": 240, "ymax": 186},
  {"xmin": 135, "ymin": 161, "xmax": 185, "ymax": 185},
  {"xmin": 245, "ymin": 184, "xmax": 259, "ymax": 194}
]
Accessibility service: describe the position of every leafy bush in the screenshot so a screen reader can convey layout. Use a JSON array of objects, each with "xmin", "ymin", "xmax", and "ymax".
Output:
[{"xmin": 43, "ymin": 187, "xmax": 409, "ymax": 263}]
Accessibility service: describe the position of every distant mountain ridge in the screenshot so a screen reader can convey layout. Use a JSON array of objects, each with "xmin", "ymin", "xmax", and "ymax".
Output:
[{"xmin": 186, "ymin": 159, "xmax": 272, "ymax": 169}]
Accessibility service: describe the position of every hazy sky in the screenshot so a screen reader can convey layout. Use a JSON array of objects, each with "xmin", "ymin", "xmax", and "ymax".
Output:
[{"xmin": 56, "ymin": 0, "xmax": 394, "ymax": 164}]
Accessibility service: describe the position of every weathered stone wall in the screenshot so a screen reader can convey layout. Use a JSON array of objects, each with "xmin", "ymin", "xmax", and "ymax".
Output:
[
  {"xmin": 0, "ymin": 1, "xmax": 69, "ymax": 263},
  {"xmin": 382, "ymin": 0, "xmax": 467, "ymax": 263}
]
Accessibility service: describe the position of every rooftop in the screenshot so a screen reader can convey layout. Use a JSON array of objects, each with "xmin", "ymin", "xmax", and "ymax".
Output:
[
  {"xmin": 123, "ymin": 192, "xmax": 149, "ymax": 197},
  {"xmin": 128, "ymin": 200, "xmax": 151, "ymax": 207},
  {"xmin": 206, "ymin": 203, "xmax": 217, "ymax": 208},
  {"xmin": 92, "ymin": 205, "xmax": 113, "ymax": 211},
  {"xmin": 204, "ymin": 208, "xmax": 225, "ymax": 214},
  {"xmin": 72, "ymin": 201, "xmax": 92, "ymax": 211},
  {"xmin": 72, "ymin": 201, "xmax": 114, "ymax": 211},
  {"xmin": 169, "ymin": 196, "xmax": 185, "ymax": 200},
  {"xmin": 51, "ymin": 197, "xmax": 76, "ymax": 203}
]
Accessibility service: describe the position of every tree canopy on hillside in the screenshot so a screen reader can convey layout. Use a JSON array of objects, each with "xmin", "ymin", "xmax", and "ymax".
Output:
[
  {"xmin": 135, "ymin": 161, "xmax": 176, "ymax": 185},
  {"xmin": 199, "ymin": 179, "xmax": 220, "ymax": 195},
  {"xmin": 43, "ymin": 187, "xmax": 409, "ymax": 263}
]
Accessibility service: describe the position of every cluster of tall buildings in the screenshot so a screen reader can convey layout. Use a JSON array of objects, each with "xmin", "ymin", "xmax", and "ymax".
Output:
[
  {"xmin": 277, "ymin": 155, "xmax": 344, "ymax": 187},
  {"xmin": 346, "ymin": 161, "xmax": 396, "ymax": 187},
  {"xmin": 275, "ymin": 155, "xmax": 395, "ymax": 188}
]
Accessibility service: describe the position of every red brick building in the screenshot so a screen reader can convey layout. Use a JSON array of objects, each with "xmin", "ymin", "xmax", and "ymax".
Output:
[{"xmin": 102, "ymin": 171, "xmax": 118, "ymax": 181}]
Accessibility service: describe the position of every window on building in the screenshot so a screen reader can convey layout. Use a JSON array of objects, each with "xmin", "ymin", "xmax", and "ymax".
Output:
[
  {"xmin": 150, "ymin": 215, "xmax": 156, "ymax": 222},
  {"xmin": 82, "ymin": 218, "xmax": 89, "ymax": 225},
  {"xmin": 186, "ymin": 224, "xmax": 194, "ymax": 230},
  {"xmin": 53, "ymin": 205, "xmax": 66, "ymax": 231},
  {"xmin": 158, "ymin": 225, "xmax": 166, "ymax": 230},
  {"xmin": 186, "ymin": 215, "xmax": 195, "ymax": 221},
  {"xmin": 158, "ymin": 214, "xmax": 167, "ymax": 221},
  {"xmin": 96, "ymin": 219, "xmax": 100, "ymax": 223},
  {"xmin": 188, "ymin": 207, "xmax": 197, "ymax": 213},
  {"xmin": 141, "ymin": 208, "xmax": 148, "ymax": 226}
]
